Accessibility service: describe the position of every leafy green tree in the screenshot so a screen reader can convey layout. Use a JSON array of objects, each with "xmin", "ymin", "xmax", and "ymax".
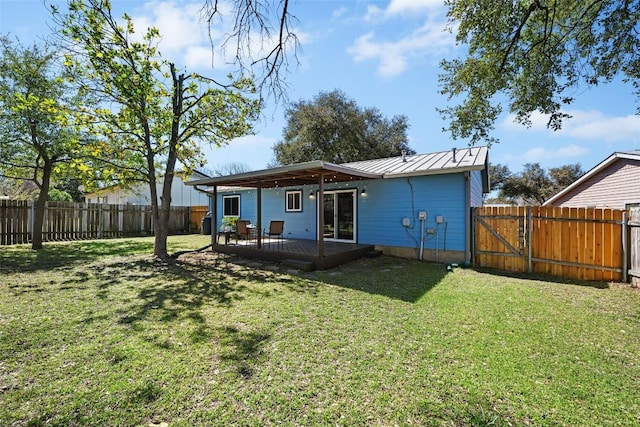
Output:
[
  {"xmin": 54, "ymin": 178, "xmax": 84, "ymax": 202},
  {"xmin": 498, "ymin": 163, "xmax": 584, "ymax": 205},
  {"xmin": 55, "ymin": 0, "xmax": 260, "ymax": 259},
  {"xmin": 439, "ymin": 1, "xmax": 640, "ymax": 145},
  {"xmin": 488, "ymin": 163, "xmax": 512, "ymax": 192},
  {"xmin": 0, "ymin": 37, "xmax": 85, "ymax": 249},
  {"xmin": 272, "ymin": 90, "xmax": 414, "ymax": 165},
  {"xmin": 47, "ymin": 188, "xmax": 73, "ymax": 202}
]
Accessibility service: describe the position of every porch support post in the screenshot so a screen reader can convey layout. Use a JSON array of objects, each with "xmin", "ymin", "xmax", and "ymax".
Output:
[
  {"xmin": 257, "ymin": 181, "xmax": 262, "ymax": 249},
  {"xmin": 212, "ymin": 185, "xmax": 217, "ymax": 246},
  {"xmin": 317, "ymin": 173, "xmax": 324, "ymax": 257}
]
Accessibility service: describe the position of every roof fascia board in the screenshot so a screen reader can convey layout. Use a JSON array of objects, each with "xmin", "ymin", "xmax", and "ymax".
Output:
[
  {"xmin": 186, "ymin": 160, "xmax": 381, "ymax": 187},
  {"xmin": 543, "ymin": 152, "xmax": 627, "ymax": 205},
  {"xmin": 381, "ymin": 164, "xmax": 486, "ymax": 179}
]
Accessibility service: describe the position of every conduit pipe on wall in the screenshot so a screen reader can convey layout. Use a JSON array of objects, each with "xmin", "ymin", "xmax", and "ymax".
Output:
[{"xmin": 419, "ymin": 216, "xmax": 425, "ymax": 260}]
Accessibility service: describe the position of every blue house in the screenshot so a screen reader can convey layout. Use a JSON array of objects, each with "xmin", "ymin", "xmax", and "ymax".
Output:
[{"xmin": 187, "ymin": 146, "xmax": 489, "ymax": 268}]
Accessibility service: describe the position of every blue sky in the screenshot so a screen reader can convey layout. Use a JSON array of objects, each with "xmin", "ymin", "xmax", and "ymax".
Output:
[{"xmin": 2, "ymin": 0, "xmax": 639, "ymax": 175}]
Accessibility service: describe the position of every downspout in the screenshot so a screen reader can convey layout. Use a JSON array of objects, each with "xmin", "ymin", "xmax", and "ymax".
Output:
[
  {"xmin": 192, "ymin": 185, "xmax": 216, "ymax": 245},
  {"xmin": 464, "ymin": 171, "xmax": 471, "ymax": 266}
]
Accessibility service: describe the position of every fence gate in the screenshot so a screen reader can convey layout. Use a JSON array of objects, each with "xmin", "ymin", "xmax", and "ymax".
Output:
[
  {"xmin": 629, "ymin": 207, "xmax": 640, "ymax": 286},
  {"xmin": 473, "ymin": 206, "xmax": 625, "ymax": 282},
  {"xmin": 473, "ymin": 206, "xmax": 528, "ymax": 273}
]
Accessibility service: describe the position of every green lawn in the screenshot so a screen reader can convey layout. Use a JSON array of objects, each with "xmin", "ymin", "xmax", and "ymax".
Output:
[{"xmin": 1, "ymin": 235, "xmax": 639, "ymax": 426}]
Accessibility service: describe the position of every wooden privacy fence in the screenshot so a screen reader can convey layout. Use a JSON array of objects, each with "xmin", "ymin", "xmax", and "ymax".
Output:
[
  {"xmin": 629, "ymin": 207, "xmax": 640, "ymax": 286},
  {"xmin": 190, "ymin": 205, "xmax": 209, "ymax": 233},
  {"xmin": 472, "ymin": 206, "xmax": 629, "ymax": 282},
  {"xmin": 0, "ymin": 200, "xmax": 208, "ymax": 245}
]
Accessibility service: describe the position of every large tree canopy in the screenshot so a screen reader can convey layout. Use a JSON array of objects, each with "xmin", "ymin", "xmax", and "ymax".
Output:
[
  {"xmin": 272, "ymin": 89, "xmax": 414, "ymax": 166},
  {"xmin": 489, "ymin": 162, "xmax": 584, "ymax": 205},
  {"xmin": 439, "ymin": 1, "xmax": 640, "ymax": 145},
  {"xmin": 55, "ymin": 0, "xmax": 260, "ymax": 259},
  {"xmin": 0, "ymin": 37, "xmax": 86, "ymax": 249}
]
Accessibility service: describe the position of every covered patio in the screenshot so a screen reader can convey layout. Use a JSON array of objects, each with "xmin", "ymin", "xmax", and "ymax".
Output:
[{"xmin": 187, "ymin": 161, "xmax": 382, "ymax": 270}]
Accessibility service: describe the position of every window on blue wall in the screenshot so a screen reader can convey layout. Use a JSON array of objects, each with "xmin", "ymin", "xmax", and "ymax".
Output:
[
  {"xmin": 223, "ymin": 195, "xmax": 240, "ymax": 217},
  {"xmin": 285, "ymin": 190, "xmax": 302, "ymax": 212}
]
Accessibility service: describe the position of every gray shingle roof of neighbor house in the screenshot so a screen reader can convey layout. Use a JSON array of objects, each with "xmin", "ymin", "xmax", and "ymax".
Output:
[
  {"xmin": 186, "ymin": 146, "xmax": 489, "ymax": 190},
  {"xmin": 543, "ymin": 149, "xmax": 640, "ymax": 206}
]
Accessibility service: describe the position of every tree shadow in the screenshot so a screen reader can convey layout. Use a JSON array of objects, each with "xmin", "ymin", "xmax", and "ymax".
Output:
[
  {"xmin": 33, "ymin": 252, "xmax": 286, "ymax": 355},
  {"xmin": 0, "ymin": 239, "xmax": 154, "ymax": 273},
  {"xmin": 218, "ymin": 325, "xmax": 271, "ymax": 379},
  {"xmin": 306, "ymin": 256, "xmax": 449, "ymax": 302},
  {"xmin": 473, "ymin": 266, "xmax": 611, "ymax": 289}
]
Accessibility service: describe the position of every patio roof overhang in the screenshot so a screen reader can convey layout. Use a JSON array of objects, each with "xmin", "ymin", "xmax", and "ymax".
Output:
[{"xmin": 185, "ymin": 160, "xmax": 382, "ymax": 189}]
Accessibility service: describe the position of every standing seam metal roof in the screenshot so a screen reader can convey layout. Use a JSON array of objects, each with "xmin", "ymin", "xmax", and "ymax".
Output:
[{"xmin": 344, "ymin": 146, "xmax": 488, "ymax": 177}]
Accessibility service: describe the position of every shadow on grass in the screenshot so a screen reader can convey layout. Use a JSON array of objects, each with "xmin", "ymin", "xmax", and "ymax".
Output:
[
  {"xmin": 31, "ymin": 252, "xmax": 289, "ymax": 356},
  {"xmin": 308, "ymin": 256, "xmax": 449, "ymax": 303},
  {"xmin": 219, "ymin": 325, "xmax": 271, "ymax": 379},
  {"xmin": 0, "ymin": 239, "xmax": 154, "ymax": 273},
  {"xmin": 473, "ymin": 266, "xmax": 611, "ymax": 289}
]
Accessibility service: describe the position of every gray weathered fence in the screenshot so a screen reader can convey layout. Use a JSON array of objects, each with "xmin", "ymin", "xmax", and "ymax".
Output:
[{"xmin": 0, "ymin": 200, "xmax": 203, "ymax": 245}]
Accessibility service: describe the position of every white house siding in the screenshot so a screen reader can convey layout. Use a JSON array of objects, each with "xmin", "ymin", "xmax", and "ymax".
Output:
[
  {"xmin": 85, "ymin": 175, "xmax": 210, "ymax": 206},
  {"xmin": 550, "ymin": 159, "xmax": 640, "ymax": 209}
]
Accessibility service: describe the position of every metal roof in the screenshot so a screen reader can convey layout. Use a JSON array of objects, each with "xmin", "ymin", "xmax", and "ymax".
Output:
[
  {"xmin": 344, "ymin": 146, "xmax": 488, "ymax": 178},
  {"xmin": 186, "ymin": 146, "xmax": 489, "ymax": 189}
]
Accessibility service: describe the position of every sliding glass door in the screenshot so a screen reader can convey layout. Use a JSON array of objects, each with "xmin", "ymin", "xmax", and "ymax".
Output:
[{"xmin": 321, "ymin": 190, "xmax": 356, "ymax": 243}]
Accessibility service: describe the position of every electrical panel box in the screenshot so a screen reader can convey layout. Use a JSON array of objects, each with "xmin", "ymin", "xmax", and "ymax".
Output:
[
  {"xmin": 402, "ymin": 217, "xmax": 411, "ymax": 227},
  {"xmin": 436, "ymin": 215, "xmax": 444, "ymax": 224},
  {"xmin": 418, "ymin": 211, "xmax": 427, "ymax": 220}
]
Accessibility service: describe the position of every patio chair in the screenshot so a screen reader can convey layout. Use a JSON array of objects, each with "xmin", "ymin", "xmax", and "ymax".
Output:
[
  {"xmin": 263, "ymin": 220, "xmax": 284, "ymax": 247},
  {"xmin": 236, "ymin": 219, "xmax": 256, "ymax": 244}
]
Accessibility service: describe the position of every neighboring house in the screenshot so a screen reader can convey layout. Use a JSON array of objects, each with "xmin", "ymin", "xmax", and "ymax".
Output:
[
  {"xmin": 544, "ymin": 150, "xmax": 640, "ymax": 209},
  {"xmin": 188, "ymin": 147, "xmax": 489, "ymax": 264},
  {"xmin": 84, "ymin": 171, "xmax": 211, "ymax": 206}
]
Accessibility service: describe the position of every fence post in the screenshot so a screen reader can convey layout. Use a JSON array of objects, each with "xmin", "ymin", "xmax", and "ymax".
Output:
[
  {"xmin": 622, "ymin": 210, "xmax": 628, "ymax": 283},
  {"xmin": 527, "ymin": 206, "xmax": 532, "ymax": 273},
  {"xmin": 470, "ymin": 208, "xmax": 476, "ymax": 266},
  {"xmin": 29, "ymin": 201, "xmax": 35, "ymax": 242},
  {"xmin": 98, "ymin": 203, "xmax": 103, "ymax": 239}
]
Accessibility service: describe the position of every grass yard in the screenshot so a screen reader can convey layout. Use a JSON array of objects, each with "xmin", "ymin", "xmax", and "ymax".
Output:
[{"xmin": 1, "ymin": 235, "xmax": 639, "ymax": 426}]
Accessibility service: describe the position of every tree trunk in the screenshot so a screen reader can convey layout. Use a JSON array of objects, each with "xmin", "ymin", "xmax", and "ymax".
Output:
[
  {"xmin": 151, "ymin": 64, "xmax": 183, "ymax": 261},
  {"xmin": 154, "ymin": 160, "xmax": 177, "ymax": 260},
  {"xmin": 31, "ymin": 160, "xmax": 53, "ymax": 250},
  {"xmin": 153, "ymin": 175, "xmax": 171, "ymax": 259}
]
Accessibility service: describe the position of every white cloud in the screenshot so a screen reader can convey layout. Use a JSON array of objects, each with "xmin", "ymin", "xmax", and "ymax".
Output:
[
  {"xmin": 387, "ymin": 0, "xmax": 446, "ymax": 15},
  {"xmin": 365, "ymin": 0, "xmax": 445, "ymax": 21},
  {"xmin": 347, "ymin": 20, "xmax": 454, "ymax": 77},
  {"xmin": 501, "ymin": 145, "xmax": 591, "ymax": 166},
  {"xmin": 502, "ymin": 110, "xmax": 640, "ymax": 143},
  {"xmin": 332, "ymin": 6, "xmax": 348, "ymax": 19},
  {"xmin": 130, "ymin": 1, "xmax": 238, "ymax": 71},
  {"xmin": 133, "ymin": 2, "xmax": 207, "ymax": 52}
]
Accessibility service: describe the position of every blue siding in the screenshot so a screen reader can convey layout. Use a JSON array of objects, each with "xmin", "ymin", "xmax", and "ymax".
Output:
[
  {"xmin": 213, "ymin": 188, "xmax": 318, "ymax": 239},
  {"xmin": 470, "ymin": 170, "xmax": 484, "ymax": 207},
  {"xmin": 357, "ymin": 174, "xmax": 467, "ymax": 252},
  {"xmin": 213, "ymin": 173, "xmax": 469, "ymax": 252}
]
